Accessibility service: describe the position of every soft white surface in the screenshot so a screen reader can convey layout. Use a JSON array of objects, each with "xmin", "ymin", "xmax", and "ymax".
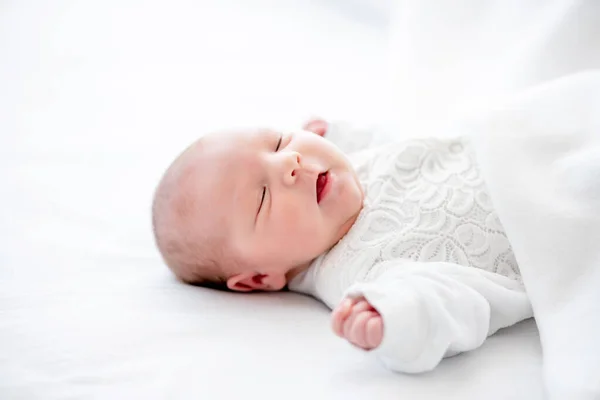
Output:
[{"xmin": 0, "ymin": 1, "xmax": 544, "ymax": 399}]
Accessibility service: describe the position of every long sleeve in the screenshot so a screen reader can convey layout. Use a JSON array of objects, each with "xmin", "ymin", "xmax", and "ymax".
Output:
[{"xmin": 345, "ymin": 261, "xmax": 532, "ymax": 374}]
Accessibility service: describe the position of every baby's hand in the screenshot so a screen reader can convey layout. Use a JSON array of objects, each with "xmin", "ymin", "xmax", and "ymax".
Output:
[{"xmin": 331, "ymin": 297, "xmax": 383, "ymax": 350}]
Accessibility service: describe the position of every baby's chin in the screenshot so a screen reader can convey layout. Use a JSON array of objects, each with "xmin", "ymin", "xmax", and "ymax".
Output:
[
  {"xmin": 325, "ymin": 194, "xmax": 362, "ymax": 250},
  {"xmin": 335, "ymin": 207, "xmax": 361, "ymax": 243},
  {"xmin": 340, "ymin": 169, "xmax": 364, "ymax": 233}
]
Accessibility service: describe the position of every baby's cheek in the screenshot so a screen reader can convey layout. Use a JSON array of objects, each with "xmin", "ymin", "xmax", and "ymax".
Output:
[
  {"xmin": 281, "ymin": 210, "xmax": 311, "ymax": 233},
  {"xmin": 278, "ymin": 207, "xmax": 322, "ymax": 242}
]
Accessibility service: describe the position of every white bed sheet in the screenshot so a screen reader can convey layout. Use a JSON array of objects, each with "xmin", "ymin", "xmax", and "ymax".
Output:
[{"xmin": 0, "ymin": 1, "xmax": 544, "ymax": 399}]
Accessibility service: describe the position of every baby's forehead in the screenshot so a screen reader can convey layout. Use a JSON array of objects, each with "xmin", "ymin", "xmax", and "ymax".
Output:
[
  {"xmin": 200, "ymin": 128, "xmax": 280, "ymax": 168},
  {"xmin": 205, "ymin": 127, "xmax": 277, "ymax": 150}
]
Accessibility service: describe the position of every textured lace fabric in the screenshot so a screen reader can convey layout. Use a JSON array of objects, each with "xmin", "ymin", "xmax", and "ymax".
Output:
[{"xmin": 296, "ymin": 137, "xmax": 521, "ymax": 308}]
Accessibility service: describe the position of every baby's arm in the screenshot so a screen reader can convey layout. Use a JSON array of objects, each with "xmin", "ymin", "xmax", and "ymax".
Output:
[{"xmin": 331, "ymin": 261, "xmax": 533, "ymax": 374}]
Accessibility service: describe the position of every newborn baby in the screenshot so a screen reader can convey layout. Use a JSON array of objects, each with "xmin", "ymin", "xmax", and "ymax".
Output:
[{"xmin": 152, "ymin": 119, "xmax": 532, "ymax": 373}]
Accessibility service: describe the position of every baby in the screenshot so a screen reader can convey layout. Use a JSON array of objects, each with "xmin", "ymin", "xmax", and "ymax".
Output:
[{"xmin": 152, "ymin": 119, "xmax": 533, "ymax": 373}]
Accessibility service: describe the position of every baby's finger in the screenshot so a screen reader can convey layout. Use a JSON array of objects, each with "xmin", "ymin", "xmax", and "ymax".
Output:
[
  {"xmin": 365, "ymin": 315, "xmax": 383, "ymax": 349},
  {"xmin": 331, "ymin": 312, "xmax": 343, "ymax": 337},
  {"xmin": 331, "ymin": 298, "xmax": 353, "ymax": 337},
  {"xmin": 342, "ymin": 306, "xmax": 362, "ymax": 340},
  {"xmin": 349, "ymin": 310, "xmax": 375, "ymax": 349},
  {"xmin": 351, "ymin": 299, "xmax": 372, "ymax": 315}
]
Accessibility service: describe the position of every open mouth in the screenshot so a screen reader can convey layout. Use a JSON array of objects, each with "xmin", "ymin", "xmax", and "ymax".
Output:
[{"xmin": 316, "ymin": 171, "xmax": 329, "ymax": 204}]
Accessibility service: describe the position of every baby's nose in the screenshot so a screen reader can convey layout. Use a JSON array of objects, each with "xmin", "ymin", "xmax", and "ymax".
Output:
[
  {"xmin": 282, "ymin": 151, "xmax": 302, "ymax": 185},
  {"xmin": 289, "ymin": 152, "xmax": 301, "ymax": 171}
]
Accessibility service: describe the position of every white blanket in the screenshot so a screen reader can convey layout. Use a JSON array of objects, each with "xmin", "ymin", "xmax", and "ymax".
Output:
[{"xmin": 466, "ymin": 72, "xmax": 600, "ymax": 400}]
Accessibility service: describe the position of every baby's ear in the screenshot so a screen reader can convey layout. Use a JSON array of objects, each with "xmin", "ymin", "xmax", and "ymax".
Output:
[
  {"xmin": 226, "ymin": 273, "xmax": 273, "ymax": 292},
  {"xmin": 303, "ymin": 118, "xmax": 328, "ymax": 137},
  {"xmin": 226, "ymin": 273, "xmax": 286, "ymax": 292}
]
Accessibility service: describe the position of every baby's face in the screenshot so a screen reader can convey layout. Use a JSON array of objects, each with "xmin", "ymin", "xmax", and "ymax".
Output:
[{"xmin": 193, "ymin": 127, "xmax": 363, "ymax": 291}]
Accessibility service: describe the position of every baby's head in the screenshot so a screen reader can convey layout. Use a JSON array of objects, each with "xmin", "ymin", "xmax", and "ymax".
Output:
[{"xmin": 152, "ymin": 121, "xmax": 363, "ymax": 292}]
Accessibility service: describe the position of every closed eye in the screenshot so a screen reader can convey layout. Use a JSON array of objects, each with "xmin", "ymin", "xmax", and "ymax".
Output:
[
  {"xmin": 258, "ymin": 187, "xmax": 266, "ymax": 214},
  {"xmin": 257, "ymin": 134, "xmax": 281, "ymax": 217}
]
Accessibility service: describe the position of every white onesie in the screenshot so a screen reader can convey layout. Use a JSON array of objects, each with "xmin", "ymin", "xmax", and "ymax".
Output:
[{"xmin": 288, "ymin": 134, "xmax": 533, "ymax": 373}]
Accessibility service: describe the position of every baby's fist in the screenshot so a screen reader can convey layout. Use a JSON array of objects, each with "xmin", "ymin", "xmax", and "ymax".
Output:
[{"xmin": 331, "ymin": 297, "xmax": 383, "ymax": 350}]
